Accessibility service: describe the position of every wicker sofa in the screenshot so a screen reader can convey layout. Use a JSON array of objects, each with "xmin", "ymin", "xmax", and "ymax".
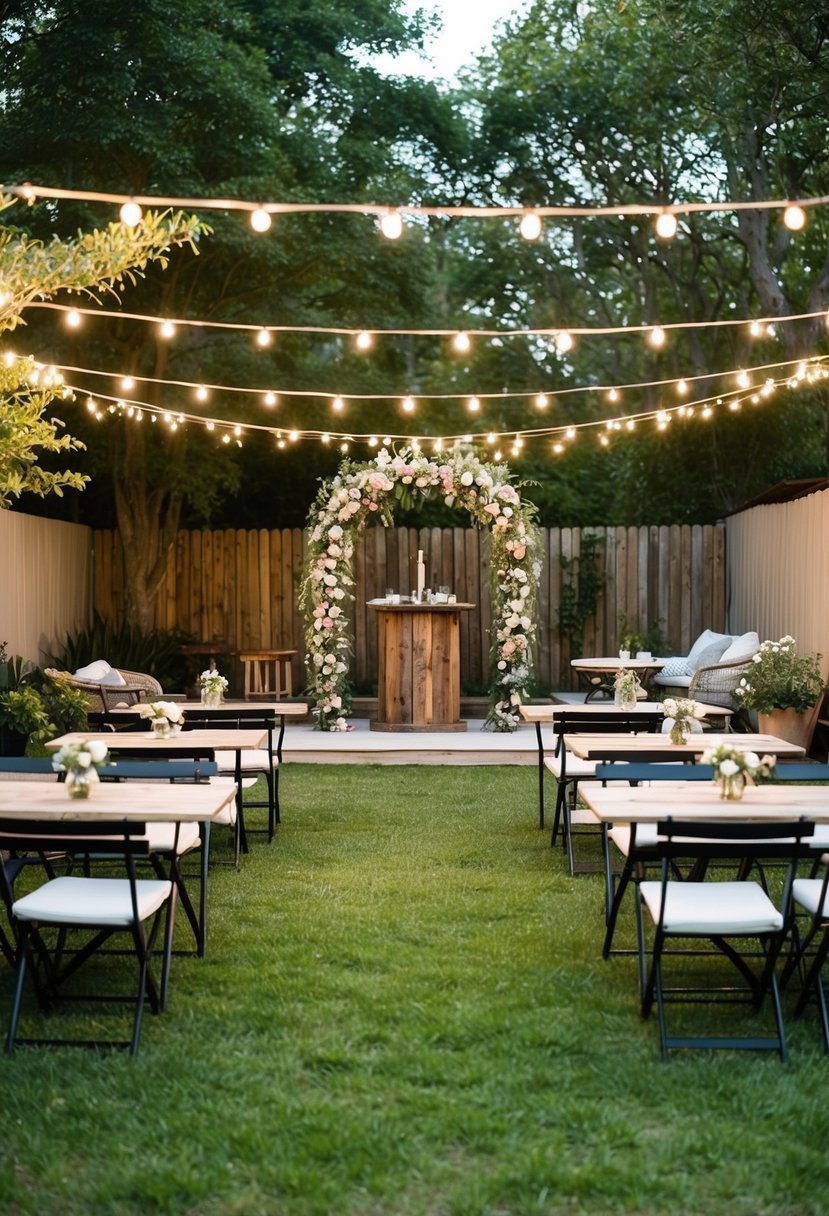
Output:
[
  {"xmin": 652, "ymin": 630, "xmax": 760, "ymax": 709},
  {"xmin": 44, "ymin": 664, "xmax": 163, "ymax": 712}
]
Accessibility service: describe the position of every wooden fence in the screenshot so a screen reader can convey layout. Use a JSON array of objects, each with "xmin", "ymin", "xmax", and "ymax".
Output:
[{"xmin": 93, "ymin": 523, "xmax": 726, "ymax": 692}]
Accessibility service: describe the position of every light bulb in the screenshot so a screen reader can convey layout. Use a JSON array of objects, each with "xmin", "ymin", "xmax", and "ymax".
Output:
[
  {"xmin": 250, "ymin": 207, "xmax": 272, "ymax": 233},
  {"xmin": 159, "ymin": 320, "xmax": 176, "ymax": 340},
  {"xmin": 256, "ymin": 328, "xmax": 272, "ymax": 348},
  {"xmin": 453, "ymin": 331, "xmax": 471, "ymax": 354},
  {"xmin": 783, "ymin": 203, "xmax": 806, "ymax": 231},
  {"xmin": 555, "ymin": 330, "xmax": 574, "ymax": 354},
  {"xmin": 119, "ymin": 200, "xmax": 143, "ymax": 227},
  {"xmin": 654, "ymin": 210, "xmax": 678, "ymax": 240},
  {"xmin": 196, "ymin": 385, "xmax": 208, "ymax": 401},
  {"xmin": 519, "ymin": 211, "xmax": 542, "ymax": 241},
  {"xmin": 736, "ymin": 370, "xmax": 750, "ymax": 389},
  {"xmin": 553, "ymin": 442, "xmax": 564, "ymax": 454},
  {"xmin": 402, "ymin": 395, "xmax": 415, "ymax": 413},
  {"xmin": 289, "ymin": 429, "xmax": 298, "ymax": 441},
  {"xmin": 534, "ymin": 394, "xmax": 548, "ymax": 409},
  {"xmin": 380, "ymin": 210, "xmax": 403, "ymax": 240},
  {"xmin": 607, "ymin": 387, "xmax": 619, "ymax": 403},
  {"xmin": 648, "ymin": 326, "xmax": 666, "ymax": 348},
  {"xmin": 332, "ymin": 396, "xmax": 345, "ymax": 412},
  {"xmin": 749, "ymin": 320, "xmax": 763, "ymax": 337},
  {"xmin": 120, "ymin": 376, "xmax": 135, "ymax": 392},
  {"xmin": 263, "ymin": 392, "xmax": 277, "ymax": 407},
  {"xmin": 467, "ymin": 396, "xmax": 480, "ymax": 413},
  {"xmin": 355, "ymin": 330, "xmax": 373, "ymax": 351},
  {"xmin": 66, "ymin": 308, "xmax": 82, "ymax": 328},
  {"xmin": 321, "ymin": 433, "xmax": 330, "ymax": 444},
  {"xmin": 676, "ymin": 378, "xmax": 688, "ymax": 395}
]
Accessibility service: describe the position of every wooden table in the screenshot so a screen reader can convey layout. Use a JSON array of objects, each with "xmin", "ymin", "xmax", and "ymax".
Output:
[
  {"xmin": 571, "ymin": 657, "xmax": 666, "ymax": 701},
  {"xmin": 0, "ymin": 778, "xmax": 237, "ymax": 823},
  {"xmin": 581, "ymin": 781, "xmax": 829, "ymax": 824},
  {"xmin": 564, "ymin": 731, "xmax": 805, "ymax": 763},
  {"xmin": 97, "ymin": 700, "xmax": 309, "ymax": 762},
  {"xmin": 369, "ymin": 602, "xmax": 474, "ymax": 733}
]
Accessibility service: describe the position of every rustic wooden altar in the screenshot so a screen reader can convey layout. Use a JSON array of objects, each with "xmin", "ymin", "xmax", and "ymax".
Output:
[{"xmin": 369, "ymin": 602, "xmax": 474, "ymax": 732}]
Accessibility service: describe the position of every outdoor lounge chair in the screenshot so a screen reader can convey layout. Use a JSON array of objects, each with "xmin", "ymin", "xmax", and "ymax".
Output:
[{"xmin": 44, "ymin": 664, "xmax": 163, "ymax": 712}]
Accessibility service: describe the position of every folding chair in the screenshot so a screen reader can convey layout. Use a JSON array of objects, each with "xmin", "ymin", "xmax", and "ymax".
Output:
[
  {"xmin": 0, "ymin": 816, "xmax": 176, "ymax": 1055},
  {"xmin": 99, "ymin": 758, "xmax": 220, "ymax": 958},
  {"xmin": 544, "ymin": 711, "xmax": 664, "ymax": 873},
  {"xmin": 594, "ymin": 763, "xmax": 715, "ymax": 958},
  {"xmin": 780, "ymin": 861, "xmax": 829, "ymax": 1051},
  {"xmin": 636, "ymin": 816, "xmax": 814, "ymax": 1060},
  {"xmin": 182, "ymin": 709, "xmax": 279, "ymax": 849}
]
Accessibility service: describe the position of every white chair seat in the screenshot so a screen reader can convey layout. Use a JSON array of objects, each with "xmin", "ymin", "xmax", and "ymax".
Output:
[
  {"xmin": 640, "ymin": 879, "xmax": 783, "ymax": 935},
  {"xmin": 793, "ymin": 877, "xmax": 829, "ymax": 917},
  {"xmin": 608, "ymin": 822, "xmax": 661, "ymax": 855},
  {"xmin": 143, "ymin": 821, "xmax": 200, "ymax": 854},
  {"xmin": 214, "ymin": 749, "xmax": 278, "ymax": 774},
  {"xmin": 544, "ymin": 755, "xmax": 596, "ymax": 780},
  {"xmin": 13, "ymin": 876, "xmax": 172, "ymax": 928}
]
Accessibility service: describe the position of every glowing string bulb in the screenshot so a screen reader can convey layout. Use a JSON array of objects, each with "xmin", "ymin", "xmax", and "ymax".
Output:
[
  {"xmin": 453, "ymin": 331, "xmax": 471, "ymax": 354},
  {"xmin": 783, "ymin": 204, "xmax": 807, "ymax": 231},
  {"xmin": 467, "ymin": 396, "xmax": 480, "ymax": 413},
  {"xmin": 195, "ymin": 385, "xmax": 208, "ymax": 402},
  {"xmin": 66, "ymin": 308, "xmax": 82, "ymax": 328},
  {"xmin": 321, "ymin": 433, "xmax": 331, "ymax": 444},
  {"xmin": 607, "ymin": 387, "xmax": 619, "ymax": 403},
  {"xmin": 402, "ymin": 395, "xmax": 415, "ymax": 413},
  {"xmin": 519, "ymin": 211, "xmax": 542, "ymax": 241},
  {"xmin": 159, "ymin": 320, "xmax": 176, "ymax": 339},
  {"xmin": 565, "ymin": 426, "xmax": 576, "ymax": 440},
  {"xmin": 289, "ymin": 430, "xmax": 298, "ymax": 442},
  {"xmin": 380, "ymin": 210, "xmax": 403, "ymax": 240},
  {"xmin": 355, "ymin": 330, "xmax": 373, "ymax": 351},
  {"xmin": 749, "ymin": 320, "xmax": 763, "ymax": 337},
  {"xmin": 555, "ymin": 330, "xmax": 574, "ymax": 354},
  {"xmin": 263, "ymin": 392, "xmax": 277, "ymax": 407},
  {"xmin": 553, "ymin": 442, "xmax": 564, "ymax": 454},
  {"xmin": 250, "ymin": 207, "xmax": 272, "ymax": 233},
  {"xmin": 648, "ymin": 326, "xmax": 666, "ymax": 348},
  {"xmin": 736, "ymin": 370, "xmax": 750, "ymax": 389},
  {"xmin": 332, "ymin": 396, "xmax": 345, "ymax": 412},
  {"xmin": 119, "ymin": 200, "xmax": 143, "ymax": 227},
  {"xmin": 120, "ymin": 376, "xmax": 135, "ymax": 392},
  {"xmin": 599, "ymin": 434, "xmax": 609, "ymax": 446},
  {"xmin": 676, "ymin": 378, "xmax": 688, "ymax": 395},
  {"xmin": 256, "ymin": 328, "xmax": 272, "ymax": 348},
  {"xmin": 654, "ymin": 210, "xmax": 678, "ymax": 240},
  {"xmin": 534, "ymin": 394, "xmax": 549, "ymax": 410}
]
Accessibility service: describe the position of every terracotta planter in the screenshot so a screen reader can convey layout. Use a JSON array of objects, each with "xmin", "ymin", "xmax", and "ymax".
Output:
[{"xmin": 758, "ymin": 702, "xmax": 821, "ymax": 752}]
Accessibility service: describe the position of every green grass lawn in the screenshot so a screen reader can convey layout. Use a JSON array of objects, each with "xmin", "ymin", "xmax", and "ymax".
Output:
[{"xmin": 1, "ymin": 763, "xmax": 827, "ymax": 1215}]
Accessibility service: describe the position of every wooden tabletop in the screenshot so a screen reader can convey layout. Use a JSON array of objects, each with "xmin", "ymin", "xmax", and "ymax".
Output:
[
  {"xmin": 564, "ymin": 731, "xmax": 804, "ymax": 761},
  {"xmin": 519, "ymin": 702, "xmax": 731, "ymax": 723},
  {"xmin": 581, "ymin": 781, "xmax": 829, "ymax": 824},
  {"xmin": 0, "ymin": 778, "xmax": 238, "ymax": 822},
  {"xmin": 46, "ymin": 729, "xmax": 268, "ymax": 751},
  {"xmin": 368, "ymin": 601, "xmax": 475, "ymax": 611},
  {"xmin": 571, "ymin": 657, "xmax": 666, "ymax": 672},
  {"xmin": 105, "ymin": 701, "xmax": 309, "ymax": 717}
]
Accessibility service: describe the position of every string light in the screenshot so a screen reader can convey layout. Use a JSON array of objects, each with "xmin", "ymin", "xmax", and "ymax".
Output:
[
  {"xmin": 519, "ymin": 211, "xmax": 542, "ymax": 241},
  {"xmin": 654, "ymin": 210, "xmax": 678, "ymax": 240},
  {"xmin": 453, "ymin": 331, "xmax": 471, "ymax": 354},
  {"xmin": 402, "ymin": 396, "xmax": 416, "ymax": 413},
  {"xmin": 195, "ymin": 385, "xmax": 209, "ymax": 401},
  {"xmin": 380, "ymin": 210, "xmax": 403, "ymax": 240},
  {"xmin": 158, "ymin": 320, "xmax": 176, "ymax": 340},
  {"xmin": 331, "ymin": 396, "xmax": 345, "ymax": 413},
  {"xmin": 263, "ymin": 392, "xmax": 277, "ymax": 407},
  {"xmin": 119, "ymin": 200, "xmax": 142, "ymax": 227},
  {"xmin": 555, "ymin": 330, "xmax": 574, "ymax": 354},
  {"xmin": 65, "ymin": 308, "xmax": 82, "ymax": 328},
  {"xmin": 676, "ymin": 379, "xmax": 688, "ymax": 395},
  {"xmin": 648, "ymin": 326, "xmax": 666, "ymax": 348},
  {"xmin": 783, "ymin": 203, "xmax": 807, "ymax": 231},
  {"xmin": 467, "ymin": 396, "xmax": 481, "ymax": 413},
  {"xmin": 606, "ymin": 387, "xmax": 619, "ymax": 403},
  {"xmin": 120, "ymin": 376, "xmax": 135, "ymax": 392},
  {"xmin": 250, "ymin": 207, "xmax": 272, "ymax": 233},
  {"xmin": 534, "ymin": 394, "xmax": 549, "ymax": 409},
  {"xmin": 355, "ymin": 330, "xmax": 373, "ymax": 351},
  {"xmin": 256, "ymin": 328, "xmax": 272, "ymax": 348}
]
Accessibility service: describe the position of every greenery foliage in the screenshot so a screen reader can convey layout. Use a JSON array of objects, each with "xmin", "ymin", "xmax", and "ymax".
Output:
[
  {"xmin": 0, "ymin": 763, "xmax": 826, "ymax": 1214},
  {"xmin": 556, "ymin": 533, "xmax": 605, "ymax": 659},
  {"xmin": 733, "ymin": 635, "xmax": 825, "ymax": 714}
]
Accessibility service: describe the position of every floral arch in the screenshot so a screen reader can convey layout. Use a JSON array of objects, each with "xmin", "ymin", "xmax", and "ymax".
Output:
[{"xmin": 299, "ymin": 447, "xmax": 542, "ymax": 731}]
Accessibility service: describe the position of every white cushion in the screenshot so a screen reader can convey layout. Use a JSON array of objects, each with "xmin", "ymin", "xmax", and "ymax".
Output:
[
  {"xmin": 215, "ymin": 749, "xmax": 277, "ymax": 774},
  {"xmin": 608, "ymin": 823, "xmax": 661, "ymax": 855},
  {"xmin": 143, "ymin": 821, "xmax": 201, "ymax": 854},
  {"xmin": 13, "ymin": 876, "xmax": 171, "ymax": 927},
  {"xmin": 686, "ymin": 630, "xmax": 731, "ymax": 667},
  {"xmin": 75, "ymin": 659, "xmax": 118, "ymax": 683},
  {"xmin": 659, "ymin": 657, "xmax": 692, "ymax": 678},
  {"xmin": 653, "ymin": 672, "xmax": 692, "ymax": 688},
  {"xmin": 544, "ymin": 755, "xmax": 597, "ymax": 780},
  {"xmin": 719, "ymin": 631, "xmax": 760, "ymax": 664},
  {"xmin": 640, "ymin": 879, "xmax": 783, "ymax": 935},
  {"xmin": 793, "ymin": 877, "xmax": 829, "ymax": 916}
]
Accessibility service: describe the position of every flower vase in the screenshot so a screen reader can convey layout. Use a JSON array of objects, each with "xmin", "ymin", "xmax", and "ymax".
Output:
[
  {"xmin": 201, "ymin": 688, "xmax": 223, "ymax": 708},
  {"xmin": 66, "ymin": 768, "xmax": 97, "ymax": 799},
  {"xmin": 718, "ymin": 772, "xmax": 746, "ymax": 801},
  {"xmin": 669, "ymin": 720, "xmax": 690, "ymax": 745},
  {"xmin": 152, "ymin": 718, "xmax": 171, "ymax": 739}
]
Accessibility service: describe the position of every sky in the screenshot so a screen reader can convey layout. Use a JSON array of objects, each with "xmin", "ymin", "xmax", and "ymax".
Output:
[{"xmin": 370, "ymin": 0, "xmax": 525, "ymax": 81}]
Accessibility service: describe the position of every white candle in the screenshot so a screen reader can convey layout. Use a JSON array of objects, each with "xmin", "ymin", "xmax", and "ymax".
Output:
[{"xmin": 416, "ymin": 550, "xmax": 425, "ymax": 601}]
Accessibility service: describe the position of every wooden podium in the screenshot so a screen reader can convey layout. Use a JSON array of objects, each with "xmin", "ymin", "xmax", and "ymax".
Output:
[{"xmin": 369, "ymin": 602, "xmax": 474, "ymax": 732}]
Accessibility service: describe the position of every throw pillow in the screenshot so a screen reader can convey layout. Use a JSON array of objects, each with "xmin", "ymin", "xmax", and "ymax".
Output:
[
  {"xmin": 658, "ymin": 656, "xmax": 692, "ymax": 678},
  {"xmin": 719, "ymin": 631, "xmax": 760, "ymax": 664},
  {"xmin": 74, "ymin": 659, "xmax": 113, "ymax": 681},
  {"xmin": 686, "ymin": 629, "xmax": 731, "ymax": 667},
  {"xmin": 689, "ymin": 637, "xmax": 731, "ymax": 671}
]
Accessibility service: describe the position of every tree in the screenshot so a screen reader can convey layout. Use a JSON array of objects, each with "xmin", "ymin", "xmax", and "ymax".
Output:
[
  {"xmin": 0, "ymin": 198, "xmax": 201, "ymax": 507},
  {"xmin": 0, "ymin": 0, "xmax": 464, "ymax": 624}
]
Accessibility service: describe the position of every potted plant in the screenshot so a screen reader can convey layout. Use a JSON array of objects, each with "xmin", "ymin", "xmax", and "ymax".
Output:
[
  {"xmin": 733, "ymin": 635, "xmax": 825, "ymax": 750},
  {"xmin": 0, "ymin": 685, "xmax": 52, "ymax": 755}
]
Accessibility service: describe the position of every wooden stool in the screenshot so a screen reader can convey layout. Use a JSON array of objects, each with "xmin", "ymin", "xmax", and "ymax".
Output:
[{"xmin": 239, "ymin": 650, "xmax": 297, "ymax": 700}]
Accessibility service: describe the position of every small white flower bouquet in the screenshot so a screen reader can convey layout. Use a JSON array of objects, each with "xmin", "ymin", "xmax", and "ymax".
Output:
[
  {"xmin": 198, "ymin": 669, "xmax": 228, "ymax": 706},
  {"xmin": 138, "ymin": 700, "xmax": 185, "ymax": 736},
  {"xmin": 662, "ymin": 696, "xmax": 705, "ymax": 743},
  {"xmin": 699, "ymin": 741, "xmax": 775, "ymax": 799},
  {"xmin": 52, "ymin": 740, "xmax": 110, "ymax": 798}
]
